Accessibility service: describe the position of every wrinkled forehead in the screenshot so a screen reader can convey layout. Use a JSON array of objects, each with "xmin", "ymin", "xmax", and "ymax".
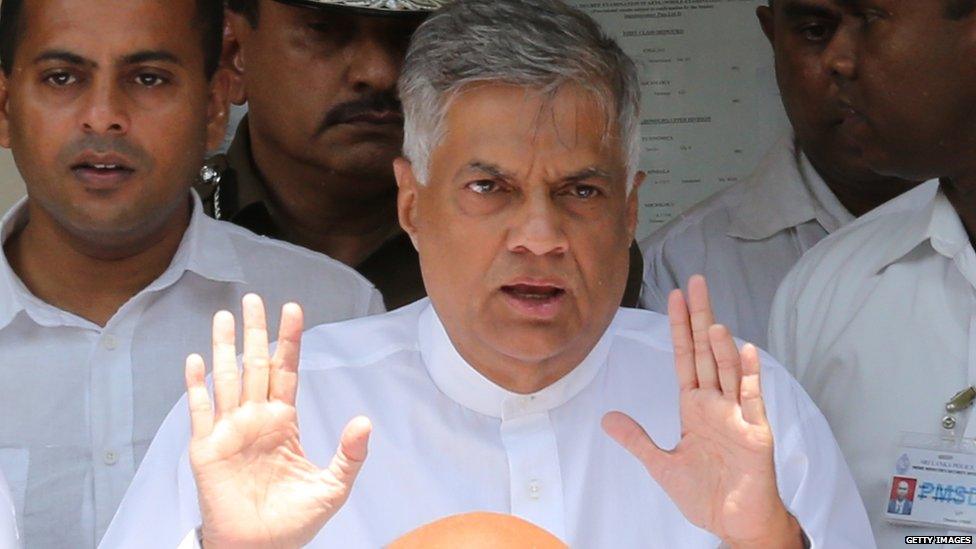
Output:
[{"xmin": 433, "ymin": 81, "xmax": 627, "ymax": 181}]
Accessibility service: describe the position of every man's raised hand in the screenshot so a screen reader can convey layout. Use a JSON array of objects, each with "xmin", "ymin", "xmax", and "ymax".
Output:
[
  {"xmin": 184, "ymin": 294, "xmax": 371, "ymax": 549},
  {"xmin": 602, "ymin": 276, "xmax": 802, "ymax": 548}
]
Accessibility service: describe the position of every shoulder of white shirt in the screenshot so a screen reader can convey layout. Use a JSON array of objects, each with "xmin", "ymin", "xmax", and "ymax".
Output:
[
  {"xmin": 780, "ymin": 179, "xmax": 940, "ymax": 289},
  {"xmin": 296, "ymin": 299, "xmax": 428, "ymax": 373},
  {"xmin": 638, "ymin": 135, "xmax": 797, "ymax": 259},
  {"xmin": 616, "ymin": 307, "xmax": 805, "ymax": 422},
  {"xmin": 639, "ymin": 174, "xmax": 758, "ymax": 252}
]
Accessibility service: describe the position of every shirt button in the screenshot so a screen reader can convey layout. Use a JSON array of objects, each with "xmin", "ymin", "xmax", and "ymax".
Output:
[
  {"xmin": 103, "ymin": 335, "xmax": 118, "ymax": 350},
  {"xmin": 103, "ymin": 450, "xmax": 118, "ymax": 465},
  {"xmin": 528, "ymin": 479, "xmax": 542, "ymax": 499}
]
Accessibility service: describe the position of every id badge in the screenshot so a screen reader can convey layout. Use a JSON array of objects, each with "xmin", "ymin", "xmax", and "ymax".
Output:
[{"xmin": 886, "ymin": 433, "xmax": 976, "ymax": 531}]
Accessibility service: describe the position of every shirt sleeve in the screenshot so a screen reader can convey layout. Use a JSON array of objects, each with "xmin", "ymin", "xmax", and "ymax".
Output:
[
  {"xmin": 99, "ymin": 394, "xmax": 200, "ymax": 549},
  {"xmin": 761, "ymin": 354, "xmax": 876, "ymax": 549}
]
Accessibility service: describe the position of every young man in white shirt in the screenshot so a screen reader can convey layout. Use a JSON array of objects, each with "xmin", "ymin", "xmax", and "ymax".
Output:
[
  {"xmin": 0, "ymin": 0, "xmax": 381, "ymax": 547},
  {"xmin": 105, "ymin": 1, "xmax": 873, "ymax": 546},
  {"xmin": 640, "ymin": 0, "xmax": 918, "ymax": 347},
  {"xmin": 767, "ymin": 0, "xmax": 976, "ymax": 545}
]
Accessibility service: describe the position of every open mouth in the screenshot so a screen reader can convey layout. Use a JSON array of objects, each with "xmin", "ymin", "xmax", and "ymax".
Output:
[
  {"xmin": 500, "ymin": 283, "xmax": 567, "ymax": 319},
  {"xmin": 501, "ymin": 284, "xmax": 566, "ymax": 300},
  {"xmin": 836, "ymin": 99, "xmax": 867, "ymax": 123},
  {"xmin": 70, "ymin": 156, "xmax": 136, "ymax": 186},
  {"xmin": 72, "ymin": 162, "xmax": 135, "ymax": 174}
]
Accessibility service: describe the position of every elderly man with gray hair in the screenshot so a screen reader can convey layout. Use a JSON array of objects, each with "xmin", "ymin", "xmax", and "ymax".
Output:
[{"xmin": 102, "ymin": 0, "xmax": 873, "ymax": 547}]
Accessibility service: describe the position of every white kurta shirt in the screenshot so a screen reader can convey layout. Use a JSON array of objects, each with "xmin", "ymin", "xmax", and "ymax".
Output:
[
  {"xmin": 0, "ymin": 192, "xmax": 383, "ymax": 549},
  {"xmin": 0, "ymin": 470, "xmax": 19, "ymax": 549},
  {"xmin": 768, "ymin": 180, "xmax": 966, "ymax": 547},
  {"xmin": 640, "ymin": 135, "xmax": 854, "ymax": 347},
  {"xmin": 103, "ymin": 299, "xmax": 873, "ymax": 548}
]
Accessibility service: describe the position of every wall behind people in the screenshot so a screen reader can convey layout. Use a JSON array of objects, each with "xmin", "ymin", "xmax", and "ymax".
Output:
[
  {"xmin": 0, "ymin": 149, "xmax": 26, "ymax": 211},
  {"xmin": 566, "ymin": 0, "xmax": 790, "ymax": 239}
]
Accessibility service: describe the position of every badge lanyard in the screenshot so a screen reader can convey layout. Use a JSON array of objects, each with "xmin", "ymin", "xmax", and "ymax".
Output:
[
  {"xmin": 942, "ymin": 313, "xmax": 976, "ymax": 440},
  {"xmin": 960, "ymin": 312, "xmax": 976, "ymax": 441},
  {"xmin": 943, "ymin": 386, "xmax": 976, "ymax": 436}
]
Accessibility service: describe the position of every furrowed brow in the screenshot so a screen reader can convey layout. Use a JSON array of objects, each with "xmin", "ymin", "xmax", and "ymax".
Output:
[
  {"xmin": 466, "ymin": 161, "xmax": 513, "ymax": 180},
  {"xmin": 563, "ymin": 167, "xmax": 612, "ymax": 183}
]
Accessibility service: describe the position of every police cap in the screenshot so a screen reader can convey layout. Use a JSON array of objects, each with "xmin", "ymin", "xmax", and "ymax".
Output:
[{"xmin": 272, "ymin": 0, "xmax": 449, "ymax": 16}]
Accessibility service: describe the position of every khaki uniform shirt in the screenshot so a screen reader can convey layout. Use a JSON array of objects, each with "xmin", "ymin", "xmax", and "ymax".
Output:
[{"xmin": 195, "ymin": 117, "xmax": 644, "ymax": 309}]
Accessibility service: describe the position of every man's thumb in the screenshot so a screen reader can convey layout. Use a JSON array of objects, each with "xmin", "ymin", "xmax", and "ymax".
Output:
[{"xmin": 602, "ymin": 411, "xmax": 668, "ymax": 477}]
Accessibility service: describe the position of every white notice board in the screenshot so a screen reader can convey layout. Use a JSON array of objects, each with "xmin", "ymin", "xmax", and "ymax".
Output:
[{"xmin": 569, "ymin": 0, "xmax": 791, "ymax": 239}]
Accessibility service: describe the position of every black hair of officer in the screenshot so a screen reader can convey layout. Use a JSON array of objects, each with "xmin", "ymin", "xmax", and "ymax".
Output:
[
  {"xmin": 227, "ymin": 0, "xmax": 260, "ymax": 25},
  {"xmin": 0, "ymin": 0, "xmax": 224, "ymax": 77}
]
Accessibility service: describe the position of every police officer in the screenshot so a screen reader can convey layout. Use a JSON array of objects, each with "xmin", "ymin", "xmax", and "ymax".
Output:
[{"xmin": 198, "ymin": 0, "xmax": 644, "ymax": 309}]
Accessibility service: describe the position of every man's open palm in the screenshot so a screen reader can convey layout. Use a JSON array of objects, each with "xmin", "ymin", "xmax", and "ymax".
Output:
[
  {"xmin": 184, "ymin": 294, "xmax": 371, "ymax": 549},
  {"xmin": 603, "ymin": 276, "xmax": 800, "ymax": 548}
]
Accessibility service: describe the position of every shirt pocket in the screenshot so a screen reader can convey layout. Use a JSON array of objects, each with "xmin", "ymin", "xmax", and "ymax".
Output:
[{"xmin": 0, "ymin": 447, "xmax": 28, "ymax": 540}]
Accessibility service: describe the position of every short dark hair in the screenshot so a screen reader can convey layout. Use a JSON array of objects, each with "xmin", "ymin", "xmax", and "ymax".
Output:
[
  {"xmin": 227, "ymin": 0, "xmax": 260, "ymax": 26},
  {"xmin": 945, "ymin": 0, "xmax": 976, "ymax": 19},
  {"xmin": 0, "ymin": 0, "xmax": 224, "ymax": 78}
]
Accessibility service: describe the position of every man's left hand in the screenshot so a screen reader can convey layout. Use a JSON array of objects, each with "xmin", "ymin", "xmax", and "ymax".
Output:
[{"xmin": 602, "ymin": 275, "xmax": 802, "ymax": 549}]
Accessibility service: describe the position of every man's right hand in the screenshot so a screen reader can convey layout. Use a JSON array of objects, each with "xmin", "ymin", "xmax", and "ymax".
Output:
[{"xmin": 184, "ymin": 294, "xmax": 371, "ymax": 549}]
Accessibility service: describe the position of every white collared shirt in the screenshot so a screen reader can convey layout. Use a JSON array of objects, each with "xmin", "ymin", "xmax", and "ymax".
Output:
[
  {"xmin": 640, "ymin": 135, "xmax": 854, "ymax": 347},
  {"xmin": 0, "ymin": 192, "xmax": 383, "ymax": 549},
  {"xmin": 103, "ymin": 299, "xmax": 873, "ymax": 548},
  {"xmin": 768, "ymin": 180, "xmax": 967, "ymax": 547},
  {"xmin": 0, "ymin": 470, "xmax": 19, "ymax": 549}
]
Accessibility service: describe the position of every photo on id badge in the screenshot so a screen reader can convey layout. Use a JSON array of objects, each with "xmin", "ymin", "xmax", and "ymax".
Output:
[{"xmin": 889, "ymin": 476, "xmax": 918, "ymax": 516}]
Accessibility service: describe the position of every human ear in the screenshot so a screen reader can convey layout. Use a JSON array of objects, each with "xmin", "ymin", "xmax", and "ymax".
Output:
[
  {"xmin": 204, "ymin": 70, "xmax": 232, "ymax": 152},
  {"xmin": 394, "ymin": 157, "xmax": 421, "ymax": 250},
  {"xmin": 222, "ymin": 10, "xmax": 249, "ymax": 105},
  {"xmin": 757, "ymin": 5, "xmax": 775, "ymax": 46}
]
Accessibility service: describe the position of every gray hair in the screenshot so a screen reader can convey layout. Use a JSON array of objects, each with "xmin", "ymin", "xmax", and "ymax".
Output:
[{"xmin": 399, "ymin": 0, "xmax": 642, "ymax": 189}]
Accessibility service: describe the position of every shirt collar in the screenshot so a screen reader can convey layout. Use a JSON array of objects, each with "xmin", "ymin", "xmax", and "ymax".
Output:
[
  {"xmin": 417, "ymin": 301, "xmax": 614, "ymax": 419},
  {"xmin": 0, "ymin": 198, "xmax": 94, "ymax": 329},
  {"xmin": 0, "ymin": 197, "xmax": 32, "ymax": 329},
  {"xmin": 870, "ymin": 179, "xmax": 963, "ymax": 274},
  {"xmin": 727, "ymin": 134, "xmax": 853, "ymax": 240},
  {"xmin": 0, "ymin": 190, "xmax": 245, "ymax": 331},
  {"xmin": 173, "ymin": 190, "xmax": 246, "ymax": 287},
  {"xmin": 799, "ymin": 152, "xmax": 857, "ymax": 233}
]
